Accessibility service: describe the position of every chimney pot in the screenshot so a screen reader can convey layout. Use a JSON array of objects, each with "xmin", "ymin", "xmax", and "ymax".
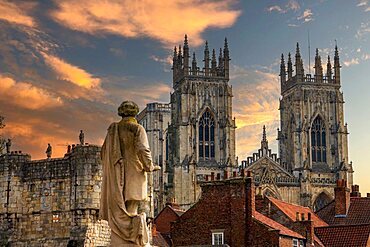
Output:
[
  {"xmin": 308, "ymin": 212, "xmax": 311, "ymax": 221},
  {"xmin": 367, "ymin": 193, "xmax": 370, "ymax": 198},
  {"xmin": 216, "ymin": 173, "xmax": 221, "ymax": 180},
  {"xmin": 246, "ymin": 171, "xmax": 252, "ymax": 177},
  {"xmin": 233, "ymin": 171, "xmax": 237, "ymax": 177},
  {"xmin": 205, "ymin": 175, "xmax": 209, "ymax": 181},
  {"xmin": 301, "ymin": 213, "xmax": 305, "ymax": 221},
  {"xmin": 240, "ymin": 168, "xmax": 245, "ymax": 177},
  {"xmin": 296, "ymin": 212, "xmax": 300, "ymax": 221},
  {"xmin": 224, "ymin": 170, "xmax": 229, "ymax": 179},
  {"xmin": 211, "ymin": 172, "xmax": 215, "ymax": 181}
]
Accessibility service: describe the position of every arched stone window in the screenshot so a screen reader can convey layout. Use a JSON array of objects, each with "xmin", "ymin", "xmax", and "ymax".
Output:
[
  {"xmin": 199, "ymin": 109, "xmax": 215, "ymax": 159},
  {"xmin": 311, "ymin": 116, "xmax": 327, "ymax": 163},
  {"xmin": 313, "ymin": 192, "xmax": 332, "ymax": 211}
]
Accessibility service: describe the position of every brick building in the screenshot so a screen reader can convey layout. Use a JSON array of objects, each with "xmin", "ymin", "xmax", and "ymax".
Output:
[
  {"xmin": 314, "ymin": 180, "xmax": 370, "ymax": 246},
  {"xmin": 171, "ymin": 172, "xmax": 320, "ymax": 247},
  {"xmin": 153, "ymin": 202, "xmax": 185, "ymax": 246}
]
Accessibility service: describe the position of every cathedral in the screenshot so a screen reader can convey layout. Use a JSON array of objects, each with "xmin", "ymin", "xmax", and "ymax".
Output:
[
  {"xmin": 241, "ymin": 43, "xmax": 353, "ymax": 210},
  {"xmin": 140, "ymin": 36, "xmax": 354, "ymax": 212}
]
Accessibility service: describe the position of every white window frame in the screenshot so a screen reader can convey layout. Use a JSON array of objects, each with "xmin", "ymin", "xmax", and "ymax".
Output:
[
  {"xmin": 293, "ymin": 238, "xmax": 304, "ymax": 247},
  {"xmin": 212, "ymin": 230, "xmax": 224, "ymax": 245}
]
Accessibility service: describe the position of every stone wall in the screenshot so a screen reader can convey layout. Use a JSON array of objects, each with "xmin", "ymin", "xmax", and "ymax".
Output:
[{"xmin": 0, "ymin": 145, "xmax": 110, "ymax": 246}]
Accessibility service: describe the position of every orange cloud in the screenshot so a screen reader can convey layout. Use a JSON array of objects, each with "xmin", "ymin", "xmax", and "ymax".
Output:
[
  {"xmin": 0, "ymin": 74, "xmax": 63, "ymax": 110},
  {"xmin": 41, "ymin": 52, "xmax": 101, "ymax": 89},
  {"xmin": 50, "ymin": 0, "xmax": 241, "ymax": 46},
  {"xmin": 0, "ymin": 0, "xmax": 36, "ymax": 27},
  {"xmin": 231, "ymin": 66, "xmax": 280, "ymax": 159}
]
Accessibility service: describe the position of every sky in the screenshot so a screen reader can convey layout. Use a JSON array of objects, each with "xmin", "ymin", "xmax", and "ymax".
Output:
[{"xmin": 0, "ymin": 0, "xmax": 369, "ymax": 194}]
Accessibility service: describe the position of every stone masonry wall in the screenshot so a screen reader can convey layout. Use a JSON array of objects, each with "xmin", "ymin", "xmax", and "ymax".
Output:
[{"xmin": 0, "ymin": 145, "xmax": 110, "ymax": 246}]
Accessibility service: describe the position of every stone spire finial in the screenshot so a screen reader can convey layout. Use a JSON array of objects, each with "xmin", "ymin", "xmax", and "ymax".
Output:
[
  {"xmin": 223, "ymin": 37, "xmax": 230, "ymax": 79},
  {"xmin": 287, "ymin": 52, "xmax": 293, "ymax": 79},
  {"xmin": 178, "ymin": 45, "xmax": 182, "ymax": 67},
  {"xmin": 334, "ymin": 44, "xmax": 341, "ymax": 84},
  {"xmin": 224, "ymin": 37, "xmax": 229, "ymax": 57},
  {"xmin": 327, "ymin": 55, "xmax": 332, "ymax": 83},
  {"xmin": 280, "ymin": 53, "xmax": 286, "ymax": 84},
  {"xmin": 211, "ymin": 48, "xmax": 217, "ymax": 75},
  {"xmin": 261, "ymin": 125, "xmax": 269, "ymax": 153},
  {"xmin": 295, "ymin": 42, "xmax": 304, "ymax": 81},
  {"xmin": 184, "ymin": 34, "xmax": 188, "ymax": 48},
  {"xmin": 218, "ymin": 48, "xmax": 224, "ymax": 69},
  {"xmin": 204, "ymin": 41, "xmax": 210, "ymax": 76},
  {"xmin": 183, "ymin": 34, "xmax": 189, "ymax": 75},
  {"xmin": 314, "ymin": 48, "xmax": 323, "ymax": 83},
  {"xmin": 192, "ymin": 52, "xmax": 197, "ymax": 75}
]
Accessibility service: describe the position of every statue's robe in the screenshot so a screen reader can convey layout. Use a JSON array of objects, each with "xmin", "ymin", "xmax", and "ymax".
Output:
[{"xmin": 100, "ymin": 117, "xmax": 154, "ymax": 246}]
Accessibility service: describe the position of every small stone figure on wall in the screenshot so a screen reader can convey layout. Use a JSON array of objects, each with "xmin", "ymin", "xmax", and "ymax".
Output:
[
  {"xmin": 6, "ymin": 139, "xmax": 11, "ymax": 153},
  {"xmin": 79, "ymin": 130, "xmax": 84, "ymax": 145},
  {"xmin": 99, "ymin": 101, "xmax": 160, "ymax": 246},
  {"xmin": 46, "ymin": 143, "xmax": 52, "ymax": 159}
]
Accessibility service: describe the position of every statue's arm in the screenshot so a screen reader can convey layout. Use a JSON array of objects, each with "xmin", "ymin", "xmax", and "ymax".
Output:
[{"xmin": 136, "ymin": 125, "xmax": 155, "ymax": 172}]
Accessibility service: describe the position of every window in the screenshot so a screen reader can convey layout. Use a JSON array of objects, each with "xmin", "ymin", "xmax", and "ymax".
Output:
[
  {"xmin": 293, "ymin": 239, "xmax": 304, "ymax": 247},
  {"xmin": 212, "ymin": 231, "xmax": 224, "ymax": 245},
  {"xmin": 199, "ymin": 109, "xmax": 215, "ymax": 160},
  {"xmin": 311, "ymin": 116, "xmax": 326, "ymax": 163},
  {"xmin": 52, "ymin": 214, "xmax": 60, "ymax": 223}
]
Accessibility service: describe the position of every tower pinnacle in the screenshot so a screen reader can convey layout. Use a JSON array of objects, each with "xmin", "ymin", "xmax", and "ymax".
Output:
[
  {"xmin": 314, "ymin": 48, "xmax": 323, "ymax": 83},
  {"xmin": 295, "ymin": 42, "xmax": 304, "ymax": 81},
  {"xmin": 334, "ymin": 45, "xmax": 341, "ymax": 84},
  {"xmin": 327, "ymin": 55, "xmax": 332, "ymax": 83},
  {"xmin": 204, "ymin": 41, "xmax": 210, "ymax": 76},
  {"xmin": 280, "ymin": 54, "xmax": 286, "ymax": 84},
  {"xmin": 261, "ymin": 125, "xmax": 269, "ymax": 152},
  {"xmin": 287, "ymin": 52, "xmax": 293, "ymax": 79}
]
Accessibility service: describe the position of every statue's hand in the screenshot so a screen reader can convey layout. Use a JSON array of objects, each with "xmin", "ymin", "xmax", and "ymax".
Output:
[{"xmin": 153, "ymin": 165, "xmax": 161, "ymax": 171}]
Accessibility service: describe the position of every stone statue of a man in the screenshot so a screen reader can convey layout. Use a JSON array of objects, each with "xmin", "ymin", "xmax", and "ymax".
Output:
[
  {"xmin": 79, "ymin": 130, "xmax": 84, "ymax": 145},
  {"xmin": 46, "ymin": 143, "xmax": 52, "ymax": 158},
  {"xmin": 100, "ymin": 101, "xmax": 160, "ymax": 246}
]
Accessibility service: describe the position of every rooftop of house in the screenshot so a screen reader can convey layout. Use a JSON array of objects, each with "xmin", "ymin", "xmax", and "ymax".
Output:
[
  {"xmin": 267, "ymin": 196, "xmax": 328, "ymax": 227},
  {"xmin": 316, "ymin": 196, "xmax": 370, "ymax": 225},
  {"xmin": 254, "ymin": 211, "xmax": 304, "ymax": 239},
  {"xmin": 315, "ymin": 224, "xmax": 370, "ymax": 247}
]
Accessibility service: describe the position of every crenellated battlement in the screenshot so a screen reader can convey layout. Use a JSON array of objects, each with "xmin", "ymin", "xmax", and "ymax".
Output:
[
  {"xmin": 172, "ymin": 35, "xmax": 230, "ymax": 84},
  {"xmin": 0, "ymin": 144, "xmax": 110, "ymax": 246}
]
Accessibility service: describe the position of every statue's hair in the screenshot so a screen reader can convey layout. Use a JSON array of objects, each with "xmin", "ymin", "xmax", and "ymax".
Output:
[{"xmin": 118, "ymin": 101, "xmax": 139, "ymax": 117}]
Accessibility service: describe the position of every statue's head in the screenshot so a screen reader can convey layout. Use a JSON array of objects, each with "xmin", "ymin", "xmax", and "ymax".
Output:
[{"xmin": 118, "ymin": 101, "xmax": 139, "ymax": 117}]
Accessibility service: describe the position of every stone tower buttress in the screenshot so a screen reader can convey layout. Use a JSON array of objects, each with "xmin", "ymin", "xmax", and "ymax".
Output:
[
  {"xmin": 278, "ymin": 44, "xmax": 353, "ymax": 188},
  {"xmin": 168, "ymin": 36, "xmax": 236, "ymax": 209}
]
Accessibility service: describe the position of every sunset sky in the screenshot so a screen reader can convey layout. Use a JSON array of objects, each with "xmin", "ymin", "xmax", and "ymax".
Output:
[{"xmin": 0, "ymin": 0, "xmax": 370, "ymax": 194}]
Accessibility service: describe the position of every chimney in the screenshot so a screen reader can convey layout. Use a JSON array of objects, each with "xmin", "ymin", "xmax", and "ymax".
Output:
[
  {"xmin": 350, "ymin": 184, "xmax": 361, "ymax": 197},
  {"xmin": 216, "ymin": 173, "xmax": 221, "ymax": 180},
  {"xmin": 211, "ymin": 172, "xmax": 215, "ymax": 181},
  {"xmin": 245, "ymin": 171, "xmax": 255, "ymax": 246},
  {"xmin": 335, "ymin": 179, "xmax": 350, "ymax": 216},
  {"xmin": 224, "ymin": 170, "xmax": 229, "ymax": 179},
  {"xmin": 303, "ymin": 213, "xmax": 314, "ymax": 245},
  {"xmin": 367, "ymin": 193, "xmax": 370, "ymax": 198},
  {"xmin": 152, "ymin": 224, "xmax": 157, "ymax": 237}
]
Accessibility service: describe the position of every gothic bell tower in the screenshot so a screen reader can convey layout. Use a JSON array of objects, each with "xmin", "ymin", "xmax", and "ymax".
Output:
[
  {"xmin": 278, "ymin": 43, "xmax": 353, "ymax": 189},
  {"xmin": 167, "ymin": 35, "xmax": 236, "ymax": 208}
]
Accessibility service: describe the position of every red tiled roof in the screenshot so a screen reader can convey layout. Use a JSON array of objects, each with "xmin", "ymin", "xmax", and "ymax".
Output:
[
  {"xmin": 316, "ymin": 197, "xmax": 370, "ymax": 225},
  {"xmin": 268, "ymin": 196, "xmax": 328, "ymax": 227},
  {"xmin": 254, "ymin": 211, "xmax": 304, "ymax": 239},
  {"xmin": 315, "ymin": 224, "xmax": 370, "ymax": 247},
  {"xmin": 152, "ymin": 232, "xmax": 170, "ymax": 247}
]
